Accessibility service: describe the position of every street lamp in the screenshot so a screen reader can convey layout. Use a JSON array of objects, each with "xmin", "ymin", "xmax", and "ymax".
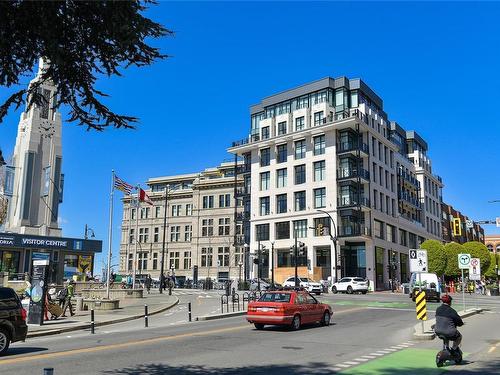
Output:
[
  {"xmin": 270, "ymin": 241, "xmax": 275, "ymax": 290},
  {"xmin": 238, "ymin": 261, "xmax": 243, "ymax": 287},
  {"xmin": 84, "ymin": 224, "xmax": 95, "ymax": 240},
  {"xmin": 243, "ymin": 243, "xmax": 249, "ymax": 285},
  {"xmin": 316, "ymin": 209, "xmax": 338, "ymax": 282},
  {"xmin": 160, "ymin": 184, "xmax": 176, "ymax": 294}
]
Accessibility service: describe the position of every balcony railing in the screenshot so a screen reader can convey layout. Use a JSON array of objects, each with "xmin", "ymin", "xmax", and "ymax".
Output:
[
  {"xmin": 337, "ymin": 224, "xmax": 371, "ymax": 238},
  {"xmin": 237, "ymin": 164, "xmax": 251, "ymax": 174},
  {"xmin": 398, "ymin": 193, "xmax": 423, "ymax": 209},
  {"xmin": 337, "ymin": 196, "xmax": 370, "ymax": 208},
  {"xmin": 235, "ymin": 186, "xmax": 250, "ymax": 196},
  {"xmin": 235, "ymin": 211, "xmax": 250, "ymax": 222},
  {"xmin": 337, "ymin": 141, "xmax": 369, "ymax": 155},
  {"xmin": 230, "ymin": 108, "xmax": 368, "ymax": 148},
  {"xmin": 337, "ymin": 168, "xmax": 370, "ymax": 181},
  {"xmin": 398, "ymin": 169, "xmax": 420, "ymax": 188}
]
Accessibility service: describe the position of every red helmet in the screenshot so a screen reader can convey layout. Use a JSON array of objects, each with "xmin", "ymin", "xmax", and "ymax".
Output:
[{"xmin": 441, "ymin": 294, "xmax": 452, "ymax": 305}]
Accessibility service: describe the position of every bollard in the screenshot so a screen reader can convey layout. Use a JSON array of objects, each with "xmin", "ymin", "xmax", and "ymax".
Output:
[
  {"xmin": 144, "ymin": 304, "xmax": 149, "ymax": 328},
  {"xmin": 90, "ymin": 309, "xmax": 95, "ymax": 334},
  {"xmin": 188, "ymin": 302, "xmax": 192, "ymax": 322},
  {"xmin": 43, "ymin": 368, "xmax": 54, "ymax": 375}
]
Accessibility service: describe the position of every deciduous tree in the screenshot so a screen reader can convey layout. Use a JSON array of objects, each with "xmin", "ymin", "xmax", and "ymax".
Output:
[
  {"xmin": 421, "ymin": 239, "xmax": 446, "ymax": 276},
  {"xmin": 462, "ymin": 241, "xmax": 491, "ymax": 271},
  {"xmin": 444, "ymin": 242, "xmax": 464, "ymax": 277}
]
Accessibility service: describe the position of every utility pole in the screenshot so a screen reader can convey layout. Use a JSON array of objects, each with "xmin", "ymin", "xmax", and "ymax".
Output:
[
  {"xmin": 317, "ymin": 209, "xmax": 338, "ymax": 282},
  {"xmin": 257, "ymin": 240, "xmax": 261, "ymax": 291},
  {"xmin": 294, "ymin": 229, "xmax": 299, "ymax": 288},
  {"xmin": 271, "ymin": 241, "xmax": 275, "ymax": 289},
  {"xmin": 159, "ymin": 185, "xmax": 170, "ymax": 294}
]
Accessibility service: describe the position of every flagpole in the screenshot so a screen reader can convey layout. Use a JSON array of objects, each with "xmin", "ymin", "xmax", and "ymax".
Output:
[
  {"xmin": 106, "ymin": 170, "xmax": 115, "ymax": 300},
  {"xmin": 133, "ymin": 184, "xmax": 140, "ymax": 290}
]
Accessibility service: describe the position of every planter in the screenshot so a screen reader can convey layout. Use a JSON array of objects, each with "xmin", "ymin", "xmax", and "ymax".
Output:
[
  {"xmin": 83, "ymin": 299, "xmax": 120, "ymax": 310},
  {"xmin": 489, "ymin": 287, "xmax": 499, "ymax": 297}
]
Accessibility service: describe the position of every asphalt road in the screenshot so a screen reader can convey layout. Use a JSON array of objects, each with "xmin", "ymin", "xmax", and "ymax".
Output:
[{"xmin": 0, "ymin": 292, "xmax": 498, "ymax": 374}]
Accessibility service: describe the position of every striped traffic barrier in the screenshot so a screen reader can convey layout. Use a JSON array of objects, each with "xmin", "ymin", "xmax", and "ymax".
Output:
[{"xmin": 415, "ymin": 290, "xmax": 427, "ymax": 321}]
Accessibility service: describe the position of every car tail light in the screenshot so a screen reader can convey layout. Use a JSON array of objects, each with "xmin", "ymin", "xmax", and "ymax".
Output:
[{"xmin": 21, "ymin": 308, "xmax": 27, "ymax": 321}]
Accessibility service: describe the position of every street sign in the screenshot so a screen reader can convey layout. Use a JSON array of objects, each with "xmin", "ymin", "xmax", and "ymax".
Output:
[
  {"xmin": 458, "ymin": 253, "xmax": 471, "ymax": 269},
  {"xmin": 469, "ymin": 258, "xmax": 481, "ymax": 281},
  {"xmin": 409, "ymin": 249, "xmax": 428, "ymax": 273},
  {"xmin": 465, "ymin": 219, "xmax": 473, "ymax": 229},
  {"xmin": 496, "ymin": 217, "xmax": 500, "ymax": 228}
]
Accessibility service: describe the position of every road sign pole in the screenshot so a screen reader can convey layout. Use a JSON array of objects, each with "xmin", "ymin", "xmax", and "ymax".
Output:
[
  {"xmin": 418, "ymin": 272, "xmax": 424, "ymax": 334},
  {"xmin": 461, "ymin": 268, "xmax": 466, "ymax": 312}
]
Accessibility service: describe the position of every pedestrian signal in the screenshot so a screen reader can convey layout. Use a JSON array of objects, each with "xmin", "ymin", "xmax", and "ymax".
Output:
[{"xmin": 316, "ymin": 223, "xmax": 324, "ymax": 236}]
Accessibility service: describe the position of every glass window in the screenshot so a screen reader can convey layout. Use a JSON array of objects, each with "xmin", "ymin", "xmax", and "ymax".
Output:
[
  {"xmin": 294, "ymin": 165, "xmax": 306, "ymax": 185},
  {"xmin": 295, "ymin": 140, "xmax": 306, "ymax": 159},
  {"xmin": 260, "ymin": 172, "xmax": 270, "ymax": 191},
  {"xmin": 276, "ymin": 194, "xmax": 287, "ymax": 214},
  {"xmin": 314, "ymin": 111, "xmax": 324, "ymax": 126},
  {"xmin": 374, "ymin": 220, "xmax": 384, "ymax": 239},
  {"xmin": 256, "ymin": 224, "xmax": 270, "ymax": 241},
  {"xmin": 314, "ymin": 188, "xmax": 326, "ymax": 208},
  {"xmin": 294, "ymin": 191, "xmax": 306, "ymax": 211},
  {"xmin": 313, "ymin": 135, "xmax": 325, "ymax": 155},
  {"xmin": 295, "ymin": 116, "xmax": 305, "ymax": 131},
  {"xmin": 277, "ymin": 144, "xmax": 287, "ymax": 163},
  {"xmin": 260, "ymin": 197, "xmax": 270, "ymax": 216},
  {"xmin": 350, "ymin": 91, "xmax": 358, "ymax": 107},
  {"xmin": 276, "ymin": 168, "xmax": 287, "ymax": 188},
  {"xmin": 399, "ymin": 229, "xmax": 407, "ymax": 246},
  {"xmin": 278, "ymin": 121, "xmax": 287, "ymax": 135},
  {"xmin": 260, "ymin": 148, "xmax": 270, "ymax": 167},
  {"xmin": 314, "ymin": 160, "xmax": 325, "ymax": 181},
  {"xmin": 275, "ymin": 221, "xmax": 290, "ymax": 240},
  {"xmin": 293, "ymin": 219, "xmax": 308, "ymax": 238},
  {"xmin": 261, "ymin": 126, "xmax": 270, "ymax": 140}
]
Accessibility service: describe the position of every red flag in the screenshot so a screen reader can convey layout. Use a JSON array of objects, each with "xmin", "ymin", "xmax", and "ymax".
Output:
[{"xmin": 139, "ymin": 188, "xmax": 153, "ymax": 205}]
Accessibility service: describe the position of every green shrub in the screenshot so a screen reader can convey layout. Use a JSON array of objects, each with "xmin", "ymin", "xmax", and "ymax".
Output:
[
  {"xmin": 443, "ymin": 242, "xmax": 464, "ymax": 277},
  {"xmin": 462, "ymin": 241, "xmax": 491, "ymax": 271},
  {"xmin": 421, "ymin": 239, "xmax": 446, "ymax": 276}
]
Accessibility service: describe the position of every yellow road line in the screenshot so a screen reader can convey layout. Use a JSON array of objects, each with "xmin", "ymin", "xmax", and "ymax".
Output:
[
  {"xmin": 0, "ymin": 324, "xmax": 249, "ymax": 366},
  {"xmin": 488, "ymin": 346, "xmax": 496, "ymax": 354}
]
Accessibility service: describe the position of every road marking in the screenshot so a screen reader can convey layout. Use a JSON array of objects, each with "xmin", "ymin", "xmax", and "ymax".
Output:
[
  {"xmin": 361, "ymin": 355, "xmax": 376, "ymax": 359},
  {"xmin": 385, "ymin": 348, "xmax": 397, "ymax": 352},
  {"xmin": 488, "ymin": 346, "xmax": 496, "ymax": 354},
  {"xmin": 355, "ymin": 358, "xmax": 369, "ymax": 362},
  {"xmin": 375, "ymin": 350, "xmax": 390, "ymax": 354},
  {"xmin": 343, "ymin": 361, "xmax": 360, "ymax": 365},
  {"xmin": 366, "ymin": 307, "xmax": 418, "ymax": 312},
  {"xmin": 370, "ymin": 353, "xmax": 385, "ymax": 356},
  {"xmin": 335, "ymin": 364, "xmax": 351, "ymax": 368},
  {"xmin": 0, "ymin": 324, "xmax": 249, "ymax": 366},
  {"xmin": 332, "ymin": 368, "xmax": 342, "ymax": 372}
]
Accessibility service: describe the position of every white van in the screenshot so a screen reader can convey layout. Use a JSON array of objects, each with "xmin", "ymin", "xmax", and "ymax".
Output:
[{"xmin": 409, "ymin": 272, "xmax": 441, "ymax": 302}]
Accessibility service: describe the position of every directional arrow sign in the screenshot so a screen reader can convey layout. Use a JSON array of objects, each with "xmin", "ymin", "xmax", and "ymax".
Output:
[{"xmin": 458, "ymin": 253, "xmax": 471, "ymax": 269}]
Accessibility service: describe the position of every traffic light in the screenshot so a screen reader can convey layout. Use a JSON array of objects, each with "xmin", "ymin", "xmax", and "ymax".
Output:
[
  {"xmin": 452, "ymin": 217, "xmax": 462, "ymax": 236},
  {"xmin": 289, "ymin": 245, "xmax": 294, "ymax": 255},
  {"xmin": 316, "ymin": 223, "xmax": 324, "ymax": 236},
  {"xmin": 298, "ymin": 242, "xmax": 306, "ymax": 256}
]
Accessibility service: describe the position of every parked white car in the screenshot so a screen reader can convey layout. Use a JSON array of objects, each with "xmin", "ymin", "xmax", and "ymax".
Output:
[
  {"xmin": 282, "ymin": 277, "xmax": 323, "ymax": 295},
  {"xmin": 332, "ymin": 277, "xmax": 369, "ymax": 294}
]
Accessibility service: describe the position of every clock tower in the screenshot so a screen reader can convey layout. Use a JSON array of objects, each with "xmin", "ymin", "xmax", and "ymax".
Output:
[{"xmin": 3, "ymin": 58, "xmax": 64, "ymax": 237}]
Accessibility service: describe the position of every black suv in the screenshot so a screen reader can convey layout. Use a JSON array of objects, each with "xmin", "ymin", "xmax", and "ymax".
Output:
[{"xmin": 0, "ymin": 287, "xmax": 28, "ymax": 354}]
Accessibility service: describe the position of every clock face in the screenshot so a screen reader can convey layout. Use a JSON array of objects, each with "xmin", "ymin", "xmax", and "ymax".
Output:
[{"xmin": 38, "ymin": 120, "xmax": 55, "ymax": 138}]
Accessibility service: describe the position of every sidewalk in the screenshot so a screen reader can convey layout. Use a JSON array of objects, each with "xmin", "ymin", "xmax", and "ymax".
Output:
[{"xmin": 27, "ymin": 291, "xmax": 178, "ymax": 338}]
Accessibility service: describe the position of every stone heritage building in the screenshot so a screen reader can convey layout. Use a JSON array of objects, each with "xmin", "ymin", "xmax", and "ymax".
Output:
[
  {"xmin": 119, "ymin": 161, "xmax": 246, "ymax": 284},
  {"xmin": 485, "ymin": 234, "xmax": 500, "ymax": 254}
]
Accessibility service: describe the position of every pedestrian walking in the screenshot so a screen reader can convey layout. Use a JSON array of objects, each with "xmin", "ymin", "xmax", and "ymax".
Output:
[
  {"xmin": 145, "ymin": 274, "xmax": 152, "ymax": 294},
  {"xmin": 61, "ymin": 280, "xmax": 75, "ymax": 317}
]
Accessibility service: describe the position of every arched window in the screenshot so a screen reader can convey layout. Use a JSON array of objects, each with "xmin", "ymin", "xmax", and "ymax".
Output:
[{"xmin": 487, "ymin": 244, "xmax": 494, "ymax": 252}]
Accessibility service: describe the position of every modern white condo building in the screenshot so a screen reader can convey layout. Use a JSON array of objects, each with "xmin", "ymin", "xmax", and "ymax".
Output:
[{"xmin": 228, "ymin": 77, "xmax": 443, "ymax": 290}]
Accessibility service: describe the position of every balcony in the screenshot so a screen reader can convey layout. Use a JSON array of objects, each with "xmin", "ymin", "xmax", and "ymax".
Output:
[
  {"xmin": 337, "ymin": 168, "xmax": 370, "ymax": 182},
  {"xmin": 337, "ymin": 224, "xmax": 371, "ymax": 238},
  {"xmin": 237, "ymin": 164, "xmax": 251, "ymax": 174},
  {"xmin": 398, "ymin": 192, "xmax": 423, "ymax": 209},
  {"xmin": 235, "ymin": 186, "xmax": 250, "ymax": 197},
  {"xmin": 337, "ymin": 141, "xmax": 369, "ymax": 156},
  {"xmin": 398, "ymin": 169, "xmax": 420, "ymax": 189},
  {"xmin": 235, "ymin": 211, "xmax": 250, "ymax": 222},
  {"xmin": 337, "ymin": 196, "xmax": 370, "ymax": 209}
]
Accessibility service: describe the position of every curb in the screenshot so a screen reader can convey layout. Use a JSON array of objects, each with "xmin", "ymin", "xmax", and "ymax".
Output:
[
  {"xmin": 196, "ymin": 311, "xmax": 246, "ymax": 321},
  {"xmin": 26, "ymin": 297, "xmax": 179, "ymax": 338},
  {"xmin": 413, "ymin": 308, "xmax": 482, "ymax": 341}
]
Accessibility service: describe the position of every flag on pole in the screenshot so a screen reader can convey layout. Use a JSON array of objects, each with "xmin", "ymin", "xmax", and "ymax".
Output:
[
  {"xmin": 139, "ymin": 188, "xmax": 153, "ymax": 205},
  {"xmin": 114, "ymin": 174, "xmax": 134, "ymax": 195}
]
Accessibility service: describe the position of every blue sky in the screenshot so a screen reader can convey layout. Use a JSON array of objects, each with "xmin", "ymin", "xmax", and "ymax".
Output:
[{"xmin": 1, "ymin": 2, "xmax": 500, "ymax": 274}]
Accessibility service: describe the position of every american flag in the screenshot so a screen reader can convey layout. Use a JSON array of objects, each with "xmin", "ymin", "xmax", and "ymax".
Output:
[{"xmin": 114, "ymin": 174, "xmax": 134, "ymax": 195}]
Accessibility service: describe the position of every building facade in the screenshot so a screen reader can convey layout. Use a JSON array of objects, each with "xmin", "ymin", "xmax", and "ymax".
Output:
[
  {"xmin": 119, "ymin": 162, "xmax": 245, "ymax": 284},
  {"xmin": 485, "ymin": 235, "xmax": 500, "ymax": 253},
  {"xmin": 228, "ymin": 77, "xmax": 444, "ymax": 289},
  {"xmin": 441, "ymin": 203, "xmax": 485, "ymax": 244}
]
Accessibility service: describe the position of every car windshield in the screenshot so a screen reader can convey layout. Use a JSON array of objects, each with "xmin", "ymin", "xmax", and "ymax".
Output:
[
  {"xmin": 300, "ymin": 278, "xmax": 311, "ymax": 282},
  {"xmin": 353, "ymin": 278, "xmax": 365, "ymax": 282},
  {"xmin": 0, "ymin": 288, "xmax": 17, "ymax": 300},
  {"xmin": 259, "ymin": 293, "xmax": 291, "ymax": 303}
]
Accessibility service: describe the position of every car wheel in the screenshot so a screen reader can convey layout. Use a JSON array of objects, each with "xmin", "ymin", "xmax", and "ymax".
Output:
[
  {"xmin": 347, "ymin": 286, "xmax": 353, "ymax": 294},
  {"xmin": 254, "ymin": 323, "xmax": 265, "ymax": 330},
  {"xmin": 361, "ymin": 291, "xmax": 367, "ymax": 295},
  {"xmin": 332, "ymin": 286, "xmax": 338, "ymax": 294},
  {"xmin": 0, "ymin": 328, "xmax": 10, "ymax": 355},
  {"xmin": 290, "ymin": 315, "xmax": 301, "ymax": 331},
  {"xmin": 315, "ymin": 292, "xmax": 321, "ymax": 296},
  {"xmin": 321, "ymin": 311, "xmax": 331, "ymax": 326}
]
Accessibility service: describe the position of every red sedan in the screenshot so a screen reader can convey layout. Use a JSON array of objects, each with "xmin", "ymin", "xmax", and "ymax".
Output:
[{"xmin": 246, "ymin": 290, "xmax": 332, "ymax": 330}]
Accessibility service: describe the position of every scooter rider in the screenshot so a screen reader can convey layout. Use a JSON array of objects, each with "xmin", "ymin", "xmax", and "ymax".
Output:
[{"xmin": 434, "ymin": 294, "xmax": 463, "ymax": 352}]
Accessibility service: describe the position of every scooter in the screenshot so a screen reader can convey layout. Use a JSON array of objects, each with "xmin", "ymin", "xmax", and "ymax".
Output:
[{"xmin": 436, "ymin": 334, "xmax": 462, "ymax": 367}]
